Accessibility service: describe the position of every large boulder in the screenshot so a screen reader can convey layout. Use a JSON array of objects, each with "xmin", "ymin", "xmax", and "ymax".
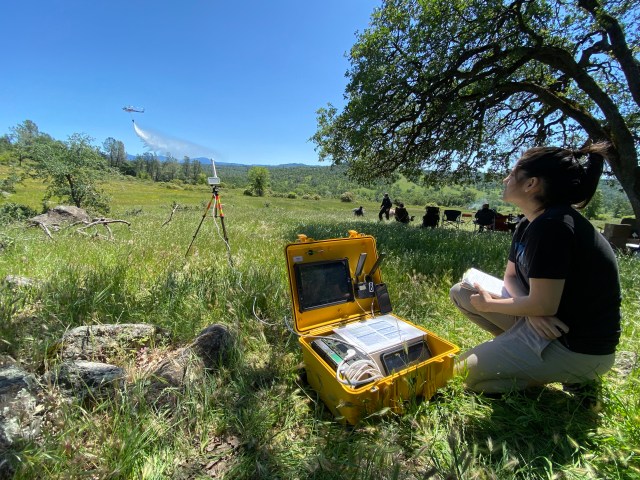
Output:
[{"xmin": 29, "ymin": 206, "xmax": 91, "ymax": 228}]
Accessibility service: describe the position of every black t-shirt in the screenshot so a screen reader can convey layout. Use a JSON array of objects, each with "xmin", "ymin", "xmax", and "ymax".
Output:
[{"xmin": 508, "ymin": 205, "xmax": 621, "ymax": 354}]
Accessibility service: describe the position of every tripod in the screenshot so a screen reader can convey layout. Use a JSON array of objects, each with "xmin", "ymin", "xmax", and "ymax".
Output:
[{"xmin": 185, "ymin": 184, "xmax": 233, "ymax": 266}]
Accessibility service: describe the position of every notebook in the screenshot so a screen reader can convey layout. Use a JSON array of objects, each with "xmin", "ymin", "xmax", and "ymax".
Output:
[{"xmin": 461, "ymin": 268, "xmax": 509, "ymax": 298}]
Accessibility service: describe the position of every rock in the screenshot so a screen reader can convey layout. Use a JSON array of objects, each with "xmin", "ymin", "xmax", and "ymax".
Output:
[
  {"xmin": 0, "ymin": 356, "xmax": 17, "ymax": 369},
  {"xmin": 143, "ymin": 324, "xmax": 234, "ymax": 407},
  {"xmin": 0, "ymin": 364, "xmax": 38, "ymax": 400},
  {"xmin": 143, "ymin": 347, "xmax": 203, "ymax": 408},
  {"xmin": 147, "ymin": 347, "xmax": 199, "ymax": 387},
  {"xmin": 0, "ymin": 364, "xmax": 41, "ymax": 452},
  {"xmin": 3, "ymin": 275, "xmax": 40, "ymax": 289},
  {"xmin": 29, "ymin": 206, "xmax": 91, "ymax": 228},
  {"xmin": 58, "ymin": 323, "xmax": 169, "ymax": 362},
  {"xmin": 45, "ymin": 360, "xmax": 125, "ymax": 401},
  {"xmin": 611, "ymin": 350, "xmax": 638, "ymax": 379},
  {"xmin": 1, "ymin": 389, "xmax": 40, "ymax": 442},
  {"xmin": 192, "ymin": 324, "xmax": 234, "ymax": 371}
]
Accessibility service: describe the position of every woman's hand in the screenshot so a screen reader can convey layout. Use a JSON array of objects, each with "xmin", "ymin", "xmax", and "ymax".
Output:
[
  {"xmin": 527, "ymin": 316, "xmax": 569, "ymax": 340},
  {"xmin": 469, "ymin": 284, "xmax": 493, "ymax": 312}
]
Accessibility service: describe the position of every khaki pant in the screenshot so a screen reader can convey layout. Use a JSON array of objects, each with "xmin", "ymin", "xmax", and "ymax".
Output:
[{"xmin": 449, "ymin": 283, "xmax": 615, "ymax": 393}]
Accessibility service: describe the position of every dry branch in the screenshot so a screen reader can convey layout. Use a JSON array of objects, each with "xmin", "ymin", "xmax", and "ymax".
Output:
[
  {"xmin": 33, "ymin": 221, "xmax": 54, "ymax": 240},
  {"xmin": 162, "ymin": 204, "xmax": 180, "ymax": 227},
  {"xmin": 71, "ymin": 218, "xmax": 131, "ymax": 240}
]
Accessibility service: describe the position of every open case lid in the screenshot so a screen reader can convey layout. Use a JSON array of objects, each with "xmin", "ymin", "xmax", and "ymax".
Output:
[{"xmin": 284, "ymin": 230, "xmax": 383, "ymax": 334}]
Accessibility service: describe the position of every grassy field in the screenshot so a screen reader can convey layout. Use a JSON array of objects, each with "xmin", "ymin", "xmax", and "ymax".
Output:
[{"xmin": 1, "ymin": 178, "xmax": 639, "ymax": 479}]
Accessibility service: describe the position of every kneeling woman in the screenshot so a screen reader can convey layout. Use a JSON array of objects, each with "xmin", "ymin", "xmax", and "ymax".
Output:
[{"xmin": 450, "ymin": 143, "xmax": 621, "ymax": 393}]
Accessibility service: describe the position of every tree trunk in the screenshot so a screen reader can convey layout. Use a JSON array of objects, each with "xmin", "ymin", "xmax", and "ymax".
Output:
[
  {"xmin": 619, "ymin": 167, "xmax": 640, "ymax": 224},
  {"xmin": 606, "ymin": 144, "xmax": 640, "ymax": 224},
  {"xmin": 65, "ymin": 174, "xmax": 82, "ymax": 208}
]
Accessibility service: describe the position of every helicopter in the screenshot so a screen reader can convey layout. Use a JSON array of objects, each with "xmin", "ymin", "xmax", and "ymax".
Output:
[{"xmin": 122, "ymin": 105, "xmax": 145, "ymax": 113}]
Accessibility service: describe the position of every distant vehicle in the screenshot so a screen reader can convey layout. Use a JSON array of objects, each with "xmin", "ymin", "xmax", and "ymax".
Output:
[{"xmin": 122, "ymin": 105, "xmax": 145, "ymax": 113}]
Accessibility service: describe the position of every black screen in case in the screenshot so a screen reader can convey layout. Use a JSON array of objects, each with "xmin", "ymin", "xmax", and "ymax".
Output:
[{"xmin": 294, "ymin": 258, "xmax": 354, "ymax": 312}]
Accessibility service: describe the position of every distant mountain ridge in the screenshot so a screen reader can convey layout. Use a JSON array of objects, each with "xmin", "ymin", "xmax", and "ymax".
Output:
[{"xmin": 126, "ymin": 153, "xmax": 315, "ymax": 168}]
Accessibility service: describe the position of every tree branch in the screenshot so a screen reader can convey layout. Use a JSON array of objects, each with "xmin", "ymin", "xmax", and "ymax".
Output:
[
  {"xmin": 32, "ymin": 221, "xmax": 53, "ymax": 240},
  {"xmin": 578, "ymin": 0, "xmax": 640, "ymax": 108},
  {"xmin": 71, "ymin": 218, "xmax": 131, "ymax": 240},
  {"xmin": 162, "ymin": 203, "xmax": 179, "ymax": 227}
]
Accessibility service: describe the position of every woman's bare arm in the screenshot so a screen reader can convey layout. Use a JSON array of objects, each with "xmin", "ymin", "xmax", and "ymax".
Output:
[{"xmin": 471, "ymin": 272, "xmax": 565, "ymax": 317}]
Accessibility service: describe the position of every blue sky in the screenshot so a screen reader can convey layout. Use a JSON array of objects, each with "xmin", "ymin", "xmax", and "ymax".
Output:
[{"xmin": 1, "ymin": 1, "xmax": 379, "ymax": 165}]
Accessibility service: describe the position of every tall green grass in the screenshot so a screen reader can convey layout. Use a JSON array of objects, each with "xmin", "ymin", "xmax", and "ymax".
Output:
[{"xmin": 1, "ymin": 183, "xmax": 638, "ymax": 479}]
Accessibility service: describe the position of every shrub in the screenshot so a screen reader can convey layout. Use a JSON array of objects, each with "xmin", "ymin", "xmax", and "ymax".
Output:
[
  {"xmin": 162, "ymin": 182, "xmax": 184, "ymax": 190},
  {"xmin": 243, "ymin": 189, "xmax": 253, "ymax": 196},
  {"xmin": 0, "ymin": 203, "xmax": 38, "ymax": 225},
  {"xmin": 0, "ymin": 173, "xmax": 21, "ymax": 193},
  {"xmin": 340, "ymin": 192, "xmax": 354, "ymax": 202},
  {"xmin": 287, "ymin": 192, "xmax": 297, "ymax": 199}
]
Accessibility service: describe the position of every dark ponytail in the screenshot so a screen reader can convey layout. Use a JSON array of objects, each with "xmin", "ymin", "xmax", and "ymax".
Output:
[
  {"xmin": 572, "ymin": 143, "xmax": 607, "ymax": 208},
  {"xmin": 515, "ymin": 142, "xmax": 608, "ymax": 209}
]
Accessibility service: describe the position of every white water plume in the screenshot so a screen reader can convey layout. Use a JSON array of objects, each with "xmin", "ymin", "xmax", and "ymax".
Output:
[{"xmin": 132, "ymin": 121, "xmax": 219, "ymax": 159}]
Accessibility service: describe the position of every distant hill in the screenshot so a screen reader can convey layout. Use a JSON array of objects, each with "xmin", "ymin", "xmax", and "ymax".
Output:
[
  {"xmin": 120, "ymin": 154, "xmax": 633, "ymax": 215},
  {"xmin": 126, "ymin": 153, "xmax": 315, "ymax": 169}
]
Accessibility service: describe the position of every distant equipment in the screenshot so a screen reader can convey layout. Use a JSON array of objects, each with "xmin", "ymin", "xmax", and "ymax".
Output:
[
  {"xmin": 122, "ymin": 105, "xmax": 145, "ymax": 113},
  {"xmin": 185, "ymin": 158, "xmax": 231, "ymax": 266},
  {"xmin": 207, "ymin": 158, "xmax": 221, "ymax": 185}
]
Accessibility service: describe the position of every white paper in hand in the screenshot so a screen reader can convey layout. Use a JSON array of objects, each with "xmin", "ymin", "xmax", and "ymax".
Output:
[{"xmin": 461, "ymin": 268, "xmax": 509, "ymax": 298}]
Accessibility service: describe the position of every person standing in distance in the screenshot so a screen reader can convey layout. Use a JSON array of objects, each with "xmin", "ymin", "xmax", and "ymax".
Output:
[
  {"xmin": 449, "ymin": 142, "xmax": 621, "ymax": 399},
  {"xmin": 378, "ymin": 193, "xmax": 392, "ymax": 221}
]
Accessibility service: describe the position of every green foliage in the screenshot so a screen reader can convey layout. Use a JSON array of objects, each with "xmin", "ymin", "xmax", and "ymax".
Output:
[
  {"xmin": 248, "ymin": 166, "xmax": 270, "ymax": 196},
  {"xmin": 0, "ymin": 134, "xmax": 12, "ymax": 153},
  {"xmin": 102, "ymin": 137, "xmax": 126, "ymax": 169},
  {"xmin": 31, "ymin": 133, "xmax": 111, "ymax": 213},
  {"xmin": 9, "ymin": 119, "xmax": 50, "ymax": 165},
  {"xmin": 312, "ymin": 0, "xmax": 640, "ymax": 221},
  {"xmin": 583, "ymin": 190, "xmax": 603, "ymax": 219},
  {"xmin": 0, "ymin": 202, "xmax": 38, "ymax": 225},
  {"xmin": 0, "ymin": 170, "xmax": 22, "ymax": 193}
]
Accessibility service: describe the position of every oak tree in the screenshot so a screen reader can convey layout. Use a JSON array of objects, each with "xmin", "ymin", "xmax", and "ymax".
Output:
[
  {"xmin": 33, "ymin": 133, "xmax": 111, "ymax": 213},
  {"xmin": 248, "ymin": 166, "xmax": 270, "ymax": 196},
  {"xmin": 313, "ymin": 0, "xmax": 640, "ymax": 219}
]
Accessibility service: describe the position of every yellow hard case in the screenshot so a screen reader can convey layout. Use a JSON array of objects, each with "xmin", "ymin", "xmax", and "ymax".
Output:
[{"xmin": 285, "ymin": 230, "xmax": 459, "ymax": 425}]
